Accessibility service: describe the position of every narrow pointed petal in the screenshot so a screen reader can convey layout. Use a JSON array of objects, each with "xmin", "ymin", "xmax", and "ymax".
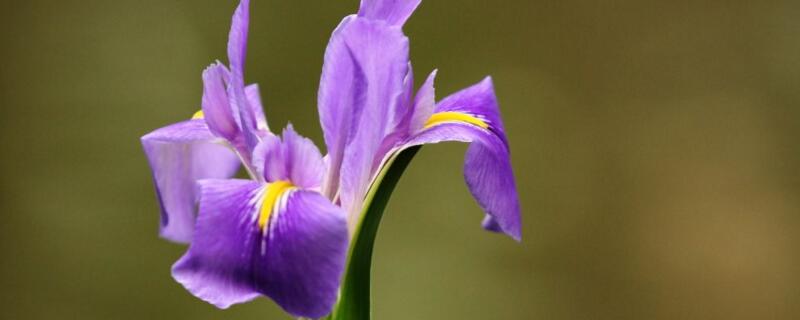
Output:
[
  {"xmin": 402, "ymin": 77, "xmax": 521, "ymax": 240},
  {"xmin": 172, "ymin": 179, "xmax": 348, "ymax": 318},
  {"xmin": 245, "ymin": 84, "xmax": 269, "ymax": 131},
  {"xmin": 141, "ymin": 120, "xmax": 240, "ymax": 243},
  {"xmin": 358, "ymin": 0, "xmax": 422, "ymax": 27},
  {"xmin": 408, "ymin": 69, "xmax": 438, "ymax": 133},
  {"xmin": 337, "ymin": 18, "xmax": 410, "ymax": 221},
  {"xmin": 227, "ymin": 0, "xmax": 259, "ymax": 150}
]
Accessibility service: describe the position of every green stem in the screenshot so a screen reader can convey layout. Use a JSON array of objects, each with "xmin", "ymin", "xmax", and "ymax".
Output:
[{"xmin": 327, "ymin": 146, "xmax": 421, "ymax": 320}]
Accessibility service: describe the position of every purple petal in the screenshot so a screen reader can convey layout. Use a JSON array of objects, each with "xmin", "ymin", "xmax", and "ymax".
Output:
[
  {"xmin": 282, "ymin": 126, "xmax": 325, "ymax": 189},
  {"xmin": 140, "ymin": 120, "xmax": 240, "ymax": 243},
  {"xmin": 245, "ymin": 84, "xmax": 269, "ymax": 131},
  {"xmin": 408, "ymin": 69, "xmax": 438, "ymax": 133},
  {"xmin": 358, "ymin": 0, "xmax": 422, "ymax": 27},
  {"xmin": 336, "ymin": 18, "xmax": 410, "ymax": 220},
  {"xmin": 402, "ymin": 77, "xmax": 521, "ymax": 240},
  {"xmin": 172, "ymin": 179, "xmax": 348, "ymax": 318},
  {"xmin": 227, "ymin": 0, "xmax": 259, "ymax": 151},
  {"xmin": 317, "ymin": 15, "xmax": 364, "ymax": 198},
  {"xmin": 436, "ymin": 77, "xmax": 508, "ymax": 146},
  {"xmin": 252, "ymin": 126, "xmax": 325, "ymax": 189},
  {"xmin": 201, "ymin": 63, "xmax": 239, "ymax": 141}
]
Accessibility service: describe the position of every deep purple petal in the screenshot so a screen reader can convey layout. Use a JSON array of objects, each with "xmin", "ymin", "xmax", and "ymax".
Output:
[
  {"xmin": 336, "ymin": 18, "xmax": 410, "ymax": 220},
  {"xmin": 140, "ymin": 120, "xmax": 240, "ymax": 243},
  {"xmin": 172, "ymin": 179, "xmax": 348, "ymax": 317},
  {"xmin": 358, "ymin": 0, "xmax": 422, "ymax": 27},
  {"xmin": 255, "ymin": 189, "xmax": 348, "ymax": 317}
]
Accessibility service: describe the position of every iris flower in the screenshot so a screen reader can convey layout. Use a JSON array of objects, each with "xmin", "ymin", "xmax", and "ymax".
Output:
[{"xmin": 141, "ymin": 0, "xmax": 520, "ymax": 318}]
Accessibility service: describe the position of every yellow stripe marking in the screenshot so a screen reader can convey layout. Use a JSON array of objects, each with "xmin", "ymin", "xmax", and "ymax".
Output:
[
  {"xmin": 191, "ymin": 110, "xmax": 205, "ymax": 120},
  {"xmin": 258, "ymin": 181, "xmax": 295, "ymax": 229},
  {"xmin": 423, "ymin": 111, "xmax": 489, "ymax": 129}
]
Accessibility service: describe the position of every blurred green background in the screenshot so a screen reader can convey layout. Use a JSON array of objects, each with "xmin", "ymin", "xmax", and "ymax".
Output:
[{"xmin": 1, "ymin": 0, "xmax": 799, "ymax": 319}]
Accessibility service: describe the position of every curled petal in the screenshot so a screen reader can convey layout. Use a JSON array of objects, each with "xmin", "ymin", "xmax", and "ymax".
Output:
[
  {"xmin": 358, "ymin": 0, "xmax": 422, "ymax": 27},
  {"xmin": 140, "ymin": 120, "xmax": 240, "ymax": 243},
  {"xmin": 172, "ymin": 179, "xmax": 348, "ymax": 318},
  {"xmin": 402, "ymin": 77, "xmax": 521, "ymax": 240},
  {"xmin": 202, "ymin": 63, "xmax": 239, "ymax": 141}
]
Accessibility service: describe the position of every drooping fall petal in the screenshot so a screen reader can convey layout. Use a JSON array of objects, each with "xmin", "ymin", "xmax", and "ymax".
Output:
[
  {"xmin": 172, "ymin": 179, "xmax": 348, "ymax": 318},
  {"xmin": 401, "ymin": 77, "xmax": 521, "ymax": 240},
  {"xmin": 141, "ymin": 120, "xmax": 240, "ymax": 243}
]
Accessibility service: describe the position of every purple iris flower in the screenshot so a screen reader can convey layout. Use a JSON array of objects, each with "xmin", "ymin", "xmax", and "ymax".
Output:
[{"xmin": 141, "ymin": 0, "xmax": 520, "ymax": 318}]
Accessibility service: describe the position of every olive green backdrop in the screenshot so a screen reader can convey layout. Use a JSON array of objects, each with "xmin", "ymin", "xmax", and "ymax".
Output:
[{"xmin": 1, "ymin": 0, "xmax": 798, "ymax": 319}]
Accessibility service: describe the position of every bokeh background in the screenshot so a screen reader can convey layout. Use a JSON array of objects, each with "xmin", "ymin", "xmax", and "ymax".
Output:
[{"xmin": 1, "ymin": 0, "xmax": 799, "ymax": 319}]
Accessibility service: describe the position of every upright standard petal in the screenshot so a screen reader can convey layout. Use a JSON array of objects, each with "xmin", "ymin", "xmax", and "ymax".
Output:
[
  {"xmin": 401, "ymin": 77, "xmax": 521, "ymax": 240},
  {"xmin": 317, "ymin": 15, "xmax": 364, "ymax": 198},
  {"xmin": 141, "ymin": 120, "xmax": 240, "ymax": 243},
  {"xmin": 358, "ymin": 0, "xmax": 422, "ymax": 27},
  {"xmin": 227, "ymin": 0, "xmax": 260, "ymax": 151},
  {"xmin": 336, "ymin": 18, "xmax": 410, "ymax": 224},
  {"xmin": 172, "ymin": 179, "xmax": 349, "ymax": 318}
]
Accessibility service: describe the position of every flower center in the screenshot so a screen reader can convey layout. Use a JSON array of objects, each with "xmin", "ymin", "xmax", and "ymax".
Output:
[
  {"xmin": 258, "ymin": 180, "xmax": 296, "ymax": 229},
  {"xmin": 424, "ymin": 111, "xmax": 488, "ymax": 129}
]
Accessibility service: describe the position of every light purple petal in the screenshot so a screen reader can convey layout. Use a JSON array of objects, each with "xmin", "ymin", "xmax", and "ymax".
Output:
[
  {"xmin": 337, "ymin": 18, "xmax": 410, "ymax": 221},
  {"xmin": 401, "ymin": 77, "xmax": 521, "ymax": 240},
  {"xmin": 140, "ymin": 120, "xmax": 240, "ymax": 243},
  {"xmin": 245, "ymin": 84, "xmax": 269, "ymax": 131},
  {"xmin": 172, "ymin": 179, "xmax": 348, "ymax": 318},
  {"xmin": 317, "ymin": 15, "xmax": 364, "ymax": 198},
  {"xmin": 252, "ymin": 126, "xmax": 325, "ymax": 189},
  {"xmin": 358, "ymin": 0, "xmax": 422, "ymax": 27}
]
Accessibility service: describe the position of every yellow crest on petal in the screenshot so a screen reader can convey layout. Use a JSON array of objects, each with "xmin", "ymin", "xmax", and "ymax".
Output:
[
  {"xmin": 258, "ymin": 181, "xmax": 296, "ymax": 229},
  {"xmin": 423, "ymin": 111, "xmax": 489, "ymax": 129}
]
